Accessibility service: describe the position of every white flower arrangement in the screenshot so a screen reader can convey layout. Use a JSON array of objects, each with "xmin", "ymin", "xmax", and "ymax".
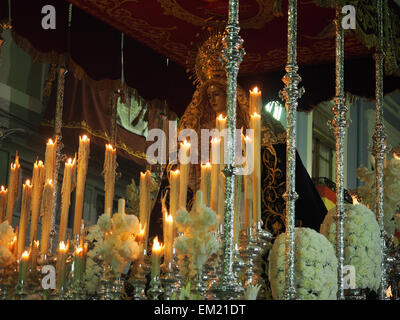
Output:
[
  {"xmin": 84, "ymin": 212, "xmax": 142, "ymax": 293},
  {"xmin": 268, "ymin": 227, "xmax": 338, "ymax": 300},
  {"xmin": 357, "ymin": 157, "xmax": 400, "ymax": 235},
  {"xmin": 174, "ymin": 190, "xmax": 219, "ymax": 275},
  {"xmin": 320, "ymin": 203, "xmax": 381, "ymax": 291},
  {"xmin": 0, "ymin": 221, "xmax": 16, "ymax": 268}
]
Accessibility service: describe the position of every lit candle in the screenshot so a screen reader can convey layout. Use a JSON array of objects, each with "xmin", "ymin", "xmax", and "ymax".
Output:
[
  {"xmin": 200, "ymin": 162, "xmax": 212, "ymax": 206},
  {"xmin": 243, "ymin": 135, "xmax": 254, "ymax": 231},
  {"xmin": 73, "ymin": 245, "xmax": 85, "ymax": 283},
  {"xmin": 73, "ymin": 135, "xmax": 90, "ymax": 237},
  {"xmin": 6, "ymin": 154, "xmax": 20, "ymax": 224},
  {"xmin": 56, "ymin": 241, "xmax": 69, "ymax": 290},
  {"xmin": 44, "ymin": 138, "xmax": 57, "ymax": 181},
  {"xmin": 0, "ymin": 186, "xmax": 8, "ymax": 223},
  {"xmin": 18, "ymin": 250, "xmax": 30, "ymax": 285},
  {"xmin": 29, "ymin": 160, "xmax": 45, "ymax": 243},
  {"xmin": 169, "ymin": 169, "xmax": 180, "ymax": 235},
  {"xmin": 210, "ymin": 138, "xmax": 220, "ymax": 212},
  {"xmin": 136, "ymin": 224, "xmax": 145, "ymax": 246},
  {"xmin": 216, "ymin": 114, "xmax": 227, "ymax": 168},
  {"xmin": 9, "ymin": 235, "xmax": 17, "ymax": 256},
  {"xmin": 17, "ymin": 180, "xmax": 32, "ymax": 257},
  {"xmin": 59, "ymin": 157, "xmax": 76, "ymax": 243},
  {"xmin": 139, "ymin": 170, "xmax": 151, "ymax": 251},
  {"xmin": 163, "ymin": 211, "xmax": 173, "ymax": 269},
  {"xmin": 250, "ymin": 112, "xmax": 261, "ymax": 224},
  {"xmin": 151, "ymin": 236, "xmax": 163, "ymax": 280},
  {"xmin": 104, "ymin": 144, "xmax": 117, "ymax": 216},
  {"xmin": 178, "ymin": 140, "xmax": 190, "ymax": 211},
  {"xmin": 249, "ymin": 87, "xmax": 262, "ymax": 115},
  {"xmin": 40, "ymin": 179, "xmax": 55, "ymax": 255}
]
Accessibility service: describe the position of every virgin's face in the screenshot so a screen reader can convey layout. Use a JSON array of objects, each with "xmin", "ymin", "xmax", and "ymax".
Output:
[{"xmin": 207, "ymin": 85, "xmax": 226, "ymax": 114}]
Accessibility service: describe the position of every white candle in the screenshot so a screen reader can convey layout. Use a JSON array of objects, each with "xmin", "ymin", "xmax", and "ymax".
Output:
[
  {"xmin": 178, "ymin": 140, "xmax": 190, "ymax": 210},
  {"xmin": 250, "ymin": 112, "xmax": 261, "ymax": 224}
]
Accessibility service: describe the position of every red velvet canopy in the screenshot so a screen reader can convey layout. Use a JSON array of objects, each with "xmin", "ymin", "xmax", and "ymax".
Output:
[{"xmin": 65, "ymin": 0, "xmax": 369, "ymax": 75}]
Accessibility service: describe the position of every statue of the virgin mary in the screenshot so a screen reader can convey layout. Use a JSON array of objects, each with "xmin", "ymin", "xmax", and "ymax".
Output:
[{"xmin": 176, "ymin": 30, "xmax": 327, "ymax": 236}]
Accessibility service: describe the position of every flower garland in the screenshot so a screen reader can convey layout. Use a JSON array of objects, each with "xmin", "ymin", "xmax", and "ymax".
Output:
[
  {"xmin": 356, "ymin": 157, "xmax": 400, "ymax": 235},
  {"xmin": 268, "ymin": 227, "xmax": 338, "ymax": 300},
  {"xmin": 320, "ymin": 203, "xmax": 381, "ymax": 291},
  {"xmin": 174, "ymin": 190, "xmax": 219, "ymax": 277}
]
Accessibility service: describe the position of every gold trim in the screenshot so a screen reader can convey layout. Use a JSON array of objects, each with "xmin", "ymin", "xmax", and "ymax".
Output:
[{"xmin": 41, "ymin": 119, "xmax": 148, "ymax": 161}]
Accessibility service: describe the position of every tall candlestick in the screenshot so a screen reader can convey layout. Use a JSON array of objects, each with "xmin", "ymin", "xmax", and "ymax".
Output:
[
  {"xmin": 243, "ymin": 135, "xmax": 254, "ymax": 230},
  {"xmin": 56, "ymin": 241, "xmax": 68, "ymax": 290},
  {"xmin": 178, "ymin": 140, "xmax": 190, "ymax": 210},
  {"xmin": 6, "ymin": 154, "xmax": 20, "ymax": 224},
  {"xmin": 139, "ymin": 170, "xmax": 151, "ymax": 251},
  {"xmin": 163, "ymin": 211, "xmax": 173, "ymax": 269},
  {"xmin": 17, "ymin": 180, "xmax": 32, "ymax": 257},
  {"xmin": 250, "ymin": 112, "xmax": 261, "ymax": 224},
  {"xmin": 210, "ymin": 138, "xmax": 220, "ymax": 212},
  {"xmin": 151, "ymin": 236, "xmax": 163, "ymax": 280},
  {"xmin": 40, "ymin": 179, "xmax": 55, "ymax": 255},
  {"xmin": 0, "ymin": 186, "xmax": 8, "ymax": 223},
  {"xmin": 249, "ymin": 87, "xmax": 262, "ymax": 115},
  {"xmin": 59, "ymin": 157, "xmax": 76, "ymax": 243},
  {"xmin": 44, "ymin": 138, "xmax": 57, "ymax": 181},
  {"xmin": 200, "ymin": 162, "xmax": 211, "ymax": 206},
  {"xmin": 170, "ymin": 169, "xmax": 180, "ymax": 236},
  {"xmin": 73, "ymin": 135, "xmax": 90, "ymax": 237},
  {"xmin": 29, "ymin": 161, "xmax": 45, "ymax": 243},
  {"xmin": 104, "ymin": 144, "xmax": 117, "ymax": 216},
  {"xmin": 18, "ymin": 250, "xmax": 30, "ymax": 285}
]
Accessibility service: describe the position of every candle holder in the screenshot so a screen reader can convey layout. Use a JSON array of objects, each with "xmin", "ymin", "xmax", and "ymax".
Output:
[
  {"xmin": 161, "ymin": 257, "xmax": 180, "ymax": 300},
  {"xmin": 148, "ymin": 275, "xmax": 163, "ymax": 300},
  {"xmin": 98, "ymin": 263, "xmax": 122, "ymax": 300},
  {"xmin": 191, "ymin": 265, "xmax": 207, "ymax": 298},
  {"xmin": 130, "ymin": 252, "xmax": 148, "ymax": 300}
]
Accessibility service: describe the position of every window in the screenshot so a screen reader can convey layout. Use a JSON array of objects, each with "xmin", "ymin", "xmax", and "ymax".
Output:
[{"xmin": 312, "ymin": 135, "xmax": 335, "ymax": 180}]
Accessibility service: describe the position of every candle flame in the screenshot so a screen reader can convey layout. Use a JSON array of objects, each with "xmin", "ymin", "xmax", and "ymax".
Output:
[
  {"xmin": 152, "ymin": 236, "xmax": 164, "ymax": 252},
  {"xmin": 352, "ymin": 195, "xmax": 360, "ymax": 205},
  {"xmin": 217, "ymin": 114, "xmax": 227, "ymax": 121},
  {"xmin": 139, "ymin": 224, "xmax": 145, "ymax": 236},
  {"xmin": 243, "ymin": 135, "xmax": 252, "ymax": 143},
  {"xmin": 211, "ymin": 137, "xmax": 220, "ymax": 144},
  {"xmin": 47, "ymin": 138, "xmax": 54, "ymax": 145},
  {"xmin": 201, "ymin": 162, "xmax": 211, "ymax": 168},
  {"xmin": 11, "ymin": 163, "xmax": 17, "ymax": 169},
  {"xmin": 24, "ymin": 179, "xmax": 31, "ymax": 187},
  {"xmin": 22, "ymin": 250, "xmax": 30, "ymax": 259},
  {"xmin": 164, "ymin": 211, "xmax": 173, "ymax": 223},
  {"xmin": 11, "ymin": 235, "xmax": 17, "ymax": 245},
  {"xmin": 34, "ymin": 240, "xmax": 39, "ymax": 248},
  {"xmin": 0, "ymin": 185, "xmax": 6, "ymax": 192},
  {"xmin": 80, "ymin": 135, "xmax": 89, "ymax": 142},
  {"xmin": 252, "ymin": 86, "xmax": 259, "ymax": 93},
  {"xmin": 34, "ymin": 160, "xmax": 44, "ymax": 168},
  {"xmin": 386, "ymin": 286, "xmax": 393, "ymax": 298},
  {"xmin": 59, "ymin": 241, "xmax": 67, "ymax": 251},
  {"xmin": 181, "ymin": 139, "xmax": 191, "ymax": 147},
  {"xmin": 66, "ymin": 157, "xmax": 75, "ymax": 166},
  {"xmin": 171, "ymin": 169, "xmax": 180, "ymax": 175},
  {"xmin": 75, "ymin": 246, "xmax": 83, "ymax": 255},
  {"xmin": 106, "ymin": 144, "xmax": 115, "ymax": 151},
  {"xmin": 251, "ymin": 112, "xmax": 261, "ymax": 118},
  {"xmin": 47, "ymin": 179, "xmax": 53, "ymax": 185}
]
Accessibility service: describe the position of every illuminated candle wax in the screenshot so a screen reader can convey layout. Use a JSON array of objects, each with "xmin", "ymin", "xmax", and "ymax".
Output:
[
  {"xmin": 29, "ymin": 161, "xmax": 45, "ymax": 243},
  {"xmin": 139, "ymin": 170, "xmax": 151, "ymax": 251},
  {"xmin": 249, "ymin": 87, "xmax": 262, "ymax": 115},
  {"xmin": 151, "ymin": 236, "xmax": 163, "ymax": 280},
  {"xmin": 210, "ymin": 138, "xmax": 220, "ymax": 213},
  {"xmin": 59, "ymin": 157, "xmax": 76, "ymax": 243},
  {"xmin": 0, "ymin": 186, "xmax": 8, "ymax": 223},
  {"xmin": 104, "ymin": 144, "xmax": 117, "ymax": 216},
  {"xmin": 17, "ymin": 180, "xmax": 32, "ymax": 257},
  {"xmin": 169, "ymin": 169, "xmax": 180, "ymax": 235},
  {"xmin": 73, "ymin": 245, "xmax": 85, "ymax": 283},
  {"xmin": 216, "ymin": 114, "xmax": 227, "ymax": 168},
  {"xmin": 44, "ymin": 138, "xmax": 57, "ymax": 181},
  {"xmin": 178, "ymin": 140, "xmax": 190, "ymax": 211},
  {"xmin": 6, "ymin": 154, "xmax": 21, "ymax": 224},
  {"xmin": 73, "ymin": 135, "xmax": 90, "ymax": 237},
  {"xmin": 9, "ymin": 235, "xmax": 17, "ymax": 257},
  {"xmin": 18, "ymin": 250, "xmax": 30, "ymax": 285},
  {"xmin": 200, "ymin": 162, "xmax": 211, "ymax": 206},
  {"xmin": 56, "ymin": 241, "xmax": 69, "ymax": 290},
  {"xmin": 243, "ymin": 135, "xmax": 254, "ymax": 231},
  {"xmin": 118, "ymin": 198, "xmax": 126, "ymax": 215},
  {"xmin": 40, "ymin": 179, "xmax": 55, "ymax": 255},
  {"xmin": 250, "ymin": 112, "xmax": 261, "ymax": 224},
  {"xmin": 163, "ymin": 211, "xmax": 173, "ymax": 269}
]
